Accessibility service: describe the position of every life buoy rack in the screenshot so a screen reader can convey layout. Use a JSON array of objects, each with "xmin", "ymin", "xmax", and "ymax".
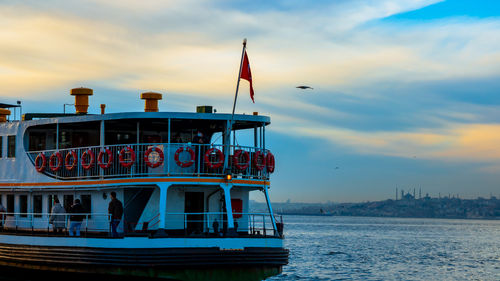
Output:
[
  {"xmin": 119, "ymin": 146, "xmax": 136, "ymax": 168},
  {"xmin": 49, "ymin": 152, "xmax": 63, "ymax": 172},
  {"xmin": 65, "ymin": 150, "xmax": 78, "ymax": 171},
  {"xmin": 81, "ymin": 149, "xmax": 95, "ymax": 170},
  {"xmin": 253, "ymin": 150, "xmax": 266, "ymax": 171},
  {"xmin": 144, "ymin": 146, "xmax": 164, "ymax": 168},
  {"xmin": 266, "ymin": 152, "xmax": 275, "ymax": 173},
  {"xmin": 232, "ymin": 149, "xmax": 250, "ymax": 170},
  {"xmin": 34, "ymin": 153, "xmax": 47, "ymax": 173},
  {"xmin": 174, "ymin": 147, "xmax": 195, "ymax": 168},
  {"xmin": 204, "ymin": 148, "xmax": 224, "ymax": 169},
  {"xmin": 98, "ymin": 148, "xmax": 113, "ymax": 169}
]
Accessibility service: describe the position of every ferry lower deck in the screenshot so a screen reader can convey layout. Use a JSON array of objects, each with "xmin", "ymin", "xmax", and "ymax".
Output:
[{"xmin": 0, "ymin": 180, "xmax": 287, "ymax": 281}]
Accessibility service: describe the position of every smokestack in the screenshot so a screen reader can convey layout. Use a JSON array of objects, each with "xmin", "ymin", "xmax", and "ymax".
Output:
[
  {"xmin": 100, "ymin": 104, "xmax": 106, "ymax": 114},
  {"xmin": 140, "ymin": 92, "xmax": 162, "ymax": 112},
  {"xmin": 70, "ymin": 87, "xmax": 93, "ymax": 114},
  {"xmin": 0, "ymin": 108, "xmax": 11, "ymax": 123}
]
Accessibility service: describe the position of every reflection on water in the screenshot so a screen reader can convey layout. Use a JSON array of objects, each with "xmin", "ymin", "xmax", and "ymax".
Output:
[{"xmin": 268, "ymin": 216, "xmax": 500, "ymax": 281}]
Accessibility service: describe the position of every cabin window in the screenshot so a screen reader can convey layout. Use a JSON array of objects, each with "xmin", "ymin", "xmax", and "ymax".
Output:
[
  {"xmin": 29, "ymin": 132, "xmax": 47, "ymax": 151},
  {"xmin": 33, "ymin": 195, "xmax": 43, "ymax": 218},
  {"xmin": 7, "ymin": 135, "xmax": 15, "ymax": 158},
  {"xmin": 81, "ymin": 194, "xmax": 91, "ymax": 218},
  {"xmin": 0, "ymin": 136, "xmax": 3, "ymax": 158},
  {"xmin": 19, "ymin": 195, "xmax": 28, "ymax": 217},
  {"xmin": 63, "ymin": 194, "xmax": 74, "ymax": 213},
  {"xmin": 59, "ymin": 122, "xmax": 100, "ymax": 149},
  {"xmin": 48, "ymin": 195, "xmax": 60, "ymax": 214},
  {"xmin": 6, "ymin": 195, "xmax": 14, "ymax": 213}
]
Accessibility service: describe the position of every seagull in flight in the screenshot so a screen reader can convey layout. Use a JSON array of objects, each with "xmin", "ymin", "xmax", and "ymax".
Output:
[{"xmin": 296, "ymin": 85, "xmax": 314, "ymax": 90}]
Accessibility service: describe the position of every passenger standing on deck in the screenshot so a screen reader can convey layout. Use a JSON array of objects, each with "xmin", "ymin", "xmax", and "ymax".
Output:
[
  {"xmin": 49, "ymin": 197, "xmax": 65, "ymax": 234},
  {"xmin": 69, "ymin": 199, "xmax": 85, "ymax": 237},
  {"xmin": 108, "ymin": 192, "xmax": 123, "ymax": 238}
]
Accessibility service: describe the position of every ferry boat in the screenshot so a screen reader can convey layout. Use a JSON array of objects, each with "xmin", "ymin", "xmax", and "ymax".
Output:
[{"xmin": 0, "ymin": 88, "xmax": 288, "ymax": 281}]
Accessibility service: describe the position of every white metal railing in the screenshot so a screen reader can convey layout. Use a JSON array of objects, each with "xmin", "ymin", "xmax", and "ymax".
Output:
[
  {"xmin": 0, "ymin": 212, "xmax": 283, "ymax": 238},
  {"xmin": 0, "ymin": 212, "xmax": 112, "ymax": 235},
  {"xmin": 163, "ymin": 212, "xmax": 282, "ymax": 237},
  {"xmin": 27, "ymin": 143, "xmax": 273, "ymax": 180}
]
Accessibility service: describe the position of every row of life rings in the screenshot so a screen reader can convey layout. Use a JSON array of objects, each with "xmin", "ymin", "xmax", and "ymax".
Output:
[
  {"xmin": 35, "ymin": 147, "xmax": 275, "ymax": 173},
  {"xmin": 174, "ymin": 147, "xmax": 275, "ymax": 172}
]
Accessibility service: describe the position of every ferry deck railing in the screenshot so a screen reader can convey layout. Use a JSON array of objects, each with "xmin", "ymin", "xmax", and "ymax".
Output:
[
  {"xmin": 162, "ymin": 212, "xmax": 282, "ymax": 237},
  {"xmin": 27, "ymin": 143, "xmax": 272, "ymax": 181},
  {"xmin": 0, "ymin": 212, "xmax": 283, "ymax": 238},
  {"xmin": 0, "ymin": 212, "xmax": 112, "ymax": 236}
]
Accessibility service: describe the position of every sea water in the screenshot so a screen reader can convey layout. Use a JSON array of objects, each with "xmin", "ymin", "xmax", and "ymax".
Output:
[{"xmin": 267, "ymin": 215, "xmax": 500, "ymax": 281}]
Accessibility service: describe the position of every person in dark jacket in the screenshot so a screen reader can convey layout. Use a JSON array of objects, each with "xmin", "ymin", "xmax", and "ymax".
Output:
[
  {"xmin": 69, "ymin": 199, "xmax": 85, "ymax": 237},
  {"xmin": 108, "ymin": 192, "xmax": 123, "ymax": 238}
]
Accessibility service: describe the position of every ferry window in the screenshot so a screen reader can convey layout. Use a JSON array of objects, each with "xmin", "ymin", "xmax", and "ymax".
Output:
[
  {"xmin": 0, "ymin": 136, "xmax": 3, "ymax": 157},
  {"xmin": 48, "ymin": 195, "xmax": 60, "ymax": 214},
  {"xmin": 63, "ymin": 194, "xmax": 74, "ymax": 213},
  {"xmin": 7, "ymin": 135, "xmax": 15, "ymax": 158},
  {"xmin": 81, "ymin": 194, "xmax": 91, "ymax": 218},
  {"xmin": 28, "ymin": 132, "xmax": 47, "ymax": 151},
  {"xmin": 33, "ymin": 195, "xmax": 42, "ymax": 218},
  {"xmin": 58, "ymin": 122, "xmax": 100, "ymax": 149},
  {"xmin": 20, "ymin": 195, "xmax": 28, "ymax": 217},
  {"xmin": 6, "ymin": 195, "xmax": 14, "ymax": 213}
]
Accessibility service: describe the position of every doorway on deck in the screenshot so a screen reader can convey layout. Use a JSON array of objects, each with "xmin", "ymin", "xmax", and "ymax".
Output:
[{"xmin": 184, "ymin": 192, "xmax": 204, "ymax": 235}]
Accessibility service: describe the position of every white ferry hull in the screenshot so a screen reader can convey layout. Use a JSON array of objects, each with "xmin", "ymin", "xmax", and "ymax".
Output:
[{"xmin": 0, "ymin": 234, "xmax": 288, "ymax": 281}]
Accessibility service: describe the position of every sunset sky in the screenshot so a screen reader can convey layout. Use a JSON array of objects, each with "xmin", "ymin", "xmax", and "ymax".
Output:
[{"xmin": 1, "ymin": 0, "xmax": 500, "ymax": 202}]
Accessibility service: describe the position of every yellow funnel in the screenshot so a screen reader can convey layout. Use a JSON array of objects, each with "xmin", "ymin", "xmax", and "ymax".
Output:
[
  {"xmin": 141, "ymin": 92, "xmax": 162, "ymax": 112},
  {"xmin": 71, "ymin": 87, "xmax": 93, "ymax": 114},
  {"xmin": 0, "ymin": 108, "xmax": 11, "ymax": 123}
]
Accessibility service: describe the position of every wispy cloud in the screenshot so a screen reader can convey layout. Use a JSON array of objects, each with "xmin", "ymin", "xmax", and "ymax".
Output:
[{"xmin": 1, "ymin": 0, "xmax": 500, "ymax": 200}]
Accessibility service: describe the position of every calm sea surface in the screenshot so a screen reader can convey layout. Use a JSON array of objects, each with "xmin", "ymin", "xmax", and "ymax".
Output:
[{"xmin": 267, "ymin": 215, "xmax": 500, "ymax": 281}]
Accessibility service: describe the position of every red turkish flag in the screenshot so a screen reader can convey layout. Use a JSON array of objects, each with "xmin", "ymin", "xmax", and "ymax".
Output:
[{"xmin": 240, "ymin": 50, "xmax": 255, "ymax": 103}]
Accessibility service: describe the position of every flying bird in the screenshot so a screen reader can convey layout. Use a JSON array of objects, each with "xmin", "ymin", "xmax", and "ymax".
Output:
[{"xmin": 296, "ymin": 86, "xmax": 313, "ymax": 90}]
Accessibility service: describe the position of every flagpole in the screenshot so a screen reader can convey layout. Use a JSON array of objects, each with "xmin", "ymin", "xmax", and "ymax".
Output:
[
  {"xmin": 225, "ymin": 38, "xmax": 247, "ymax": 172},
  {"xmin": 231, "ymin": 38, "xmax": 247, "ymax": 117}
]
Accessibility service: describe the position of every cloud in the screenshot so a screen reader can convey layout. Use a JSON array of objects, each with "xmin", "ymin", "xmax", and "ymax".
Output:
[
  {"xmin": 273, "ymin": 119, "xmax": 500, "ymax": 164},
  {"xmin": 2, "ymin": 0, "xmax": 500, "ymax": 165},
  {"xmin": 0, "ymin": 0, "xmax": 453, "ymax": 98}
]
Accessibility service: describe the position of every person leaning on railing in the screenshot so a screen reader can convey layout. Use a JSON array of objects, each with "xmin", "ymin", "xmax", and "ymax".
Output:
[{"xmin": 49, "ymin": 197, "xmax": 65, "ymax": 234}]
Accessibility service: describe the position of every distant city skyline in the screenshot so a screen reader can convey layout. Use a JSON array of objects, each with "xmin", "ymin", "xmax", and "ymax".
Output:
[{"xmin": 1, "ymin": 0, "xmax": 500, "ymax": 202}]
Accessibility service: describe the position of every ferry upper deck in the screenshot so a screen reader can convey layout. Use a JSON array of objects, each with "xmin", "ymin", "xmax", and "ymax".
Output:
[{"xmin": 0, "ymin": 89, "xmax": 274, "ymax": 186}]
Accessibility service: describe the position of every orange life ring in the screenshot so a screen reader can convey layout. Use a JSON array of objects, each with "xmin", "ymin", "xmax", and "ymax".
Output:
[
  {"xmin": 232, "ymin": 149, "xmax": 250, "ymax": 170},
  {"xmin": 266, "ymin": 152, "xmax": 275, "ymax": 173},
  {"xmin": 174, "ymin": 146, "xmax": 195, "ymax": 168},
  {"xmin": 34, "ymin": 153, "xmax": 47, "ymax": 173},
  {"xmin": 81, "ymin": 149, "xmax": 95, "ymax": 170},
  {"xmin": 204, "ymin": 148, "xmax": 224, "ymax": 169},
  {"xmin": 144, "ymin": 146, "xmax": 164, "ymax": 168},
  {"xmin": 119, "ymin": 146, "xmax": 136, "ymax": 168},
  {"xmin": 98, "ymin": 148, "xmax": 113, "ymax": 169},
  {"xmin": 253, "ymin": 150, "xmax": 266, "ymax": 171},
  {"xmin": 49, "ymin": 152, "xmax": 63, "ymax": 172},
  {"xmin": 65, "ymin": 150, "xmax": 78, "ymax": 171}
]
